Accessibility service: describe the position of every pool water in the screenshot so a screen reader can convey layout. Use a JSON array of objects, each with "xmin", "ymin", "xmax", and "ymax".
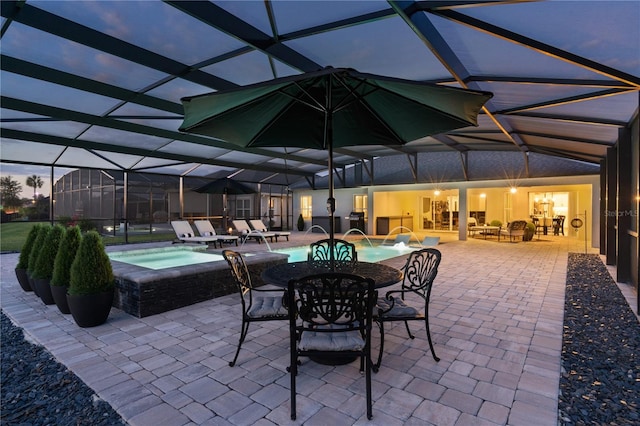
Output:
[
  {"xmin": 273, "ymin": 243, "xmax": 414, "ymax": 263},
  {"xmin": 108, "ymin": 242, "xmax": 413, "ymax": 270},
  {"xmin": 109, "ymin": 246, "xmax": 225, "ymax": 270}
]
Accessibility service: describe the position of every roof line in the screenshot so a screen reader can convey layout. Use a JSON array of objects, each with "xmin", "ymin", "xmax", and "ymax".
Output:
[
  {"xmin": 165, "ymin": 0, "xmax": 320, "ymax": 73},
  {"xmin": 0, "ymin": 96, "xmax": 329, "ymax": 168},
  {"xmin": 496, "ymin": 88, "xmax": 631, "ymax": 114},
  {"xmin": 0, "ymin": 2, "xmax": 237, "ymax": 90},
  {"xmin": 1, "ymin": 127, "xmax": 316, "ymax": 177},
  {"xmin": 467, "ymin": 75, "xmax": 636, "ymax": 89},
  {"xmin": 430, "ymin": 8, "xmax": 640, "ymax": 88},
  {"xmin": 390, "ymin": 1, "xmax": 531, "ymax": 163}
]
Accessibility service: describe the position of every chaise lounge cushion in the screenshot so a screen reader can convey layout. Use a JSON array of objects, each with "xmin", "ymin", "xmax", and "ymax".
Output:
[
  {"xmin": 193, "ymin": 220, "xmax": 239, "ymax": 246},
  {"xmin": 171, "ymin": 221, "xmax": 221, "ymax": 246},
  {"xmin": 249, "ymin": 219, "xmax": 290, "ymax": 241},
  {"xmin": 233, "ymin": 220, "xmax": 275, "ymax": 243}
]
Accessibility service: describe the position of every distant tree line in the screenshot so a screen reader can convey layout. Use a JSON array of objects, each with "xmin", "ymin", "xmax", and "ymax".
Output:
[{"xmin": 0, "ymin": 175, "xmax": 49, "ymax": 223}]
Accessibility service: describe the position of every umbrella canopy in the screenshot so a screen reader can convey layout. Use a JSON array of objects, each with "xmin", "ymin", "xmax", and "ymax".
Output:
[
  {"xmin": 180, "ymin": 67, "xmax": 492, "ymax": 254},
  {"xmin": 193, "ymin": 177, "xmax": 256, "ymax": 195},
  {"xmin": 193, "ymin": 178, "xmax": 256, "ymax": 231}
]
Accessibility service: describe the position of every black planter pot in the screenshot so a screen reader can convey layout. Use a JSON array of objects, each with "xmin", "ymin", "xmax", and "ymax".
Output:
[
  {"xmin": 28, "ymin": 273, "xmax": 39, "ymax": 297},
  {"xmin": 34, "ymin": 278, "xmax": 55, "ymax": 305},
  {"xmin": 15, "ymin": 268, "xmax": 33, "ymax": 292},
  {"xmin": 67, "ymin": 290, "xmax": 114, "ymax": 328},
  {"xmin": 51, "ymin": 285, "xmax": 71, "ymax": 314}
]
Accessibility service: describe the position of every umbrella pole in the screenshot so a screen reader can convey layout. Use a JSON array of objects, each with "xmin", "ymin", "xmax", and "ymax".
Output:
[
  {"xmin": 323, "ymin": 80, "xmax": 336, "ymax": 267},
  {"xmin": 327, "ymin": 111, "xmax": 336, "ymax": 267},
  {"xmin": 223, "ymin": 190, "xmax": 228, "ymax": 232},
  {"xmin": 328, "ymin": 141, "xmax": 335, "ymax": 243}
]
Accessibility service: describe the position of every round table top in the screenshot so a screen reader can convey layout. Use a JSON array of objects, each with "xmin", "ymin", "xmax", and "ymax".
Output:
[{"xmin": 261, "ymin": 261, "xmax": 403, "ymax": 289}]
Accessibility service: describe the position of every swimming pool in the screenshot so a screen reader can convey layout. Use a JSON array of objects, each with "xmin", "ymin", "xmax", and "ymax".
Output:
[
  {"xmin": 109, "ymin": 246, "xmax": 225, "ymax": 270},
  {"xmin": 272, "ymin": 242, "xmax": 415, "ymax": 263}
]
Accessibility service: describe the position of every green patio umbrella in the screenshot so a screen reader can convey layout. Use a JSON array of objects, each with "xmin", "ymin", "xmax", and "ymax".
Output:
[
  {"xmin": 179, "ymin": 67, "xmax": 492, "ymax": 258},
  {"xmin": 194, "ymin": 178, "xmax": 257, "ymax": 231}
]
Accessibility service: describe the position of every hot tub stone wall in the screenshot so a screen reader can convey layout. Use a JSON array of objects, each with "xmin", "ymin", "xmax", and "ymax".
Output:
[{"xmin": 111, "ymin": 250, "xmax": 288, "ymax": 318}]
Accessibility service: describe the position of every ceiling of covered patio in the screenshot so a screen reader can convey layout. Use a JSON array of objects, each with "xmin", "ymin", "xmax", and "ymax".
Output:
[{"xmin": 1, "ymin": 1, "xmax": 638, "ymax": 189}]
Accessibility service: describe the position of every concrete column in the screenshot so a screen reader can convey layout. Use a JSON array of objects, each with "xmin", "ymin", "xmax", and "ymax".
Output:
[{"xmin": 458, "ymin": 188, "xmax": 467, "ymax": 241}]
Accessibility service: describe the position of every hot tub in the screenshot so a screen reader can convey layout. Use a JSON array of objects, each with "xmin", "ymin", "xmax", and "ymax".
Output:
[{"xmin": 108, "ymin": 245, "xmax": 287, "ymax": 318}]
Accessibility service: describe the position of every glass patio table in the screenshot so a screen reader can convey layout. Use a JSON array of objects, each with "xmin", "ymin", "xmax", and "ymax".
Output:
[{"xmin": 470, "ymin": 225, "xmax": 500, "ymax": 239}]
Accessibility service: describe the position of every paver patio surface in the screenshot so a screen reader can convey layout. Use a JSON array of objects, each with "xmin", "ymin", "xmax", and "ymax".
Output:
[{"xmin": 1, "ymin": 232, "xmax": 617, "ymax": 425}]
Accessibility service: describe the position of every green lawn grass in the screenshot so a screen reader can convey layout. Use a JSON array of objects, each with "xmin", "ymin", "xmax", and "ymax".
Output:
[
  {"xmin": 0, "ymin": 221, "xmax": 49, "ymax": 252},
  {"xmin": 1, "ymin": 222, "xmax": 174, "ymax": 253}
]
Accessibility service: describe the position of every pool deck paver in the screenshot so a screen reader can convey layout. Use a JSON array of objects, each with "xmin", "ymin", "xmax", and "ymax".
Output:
[{"xmin": 1, "ymin": 231, "xmax": 634, "ymax": 425}]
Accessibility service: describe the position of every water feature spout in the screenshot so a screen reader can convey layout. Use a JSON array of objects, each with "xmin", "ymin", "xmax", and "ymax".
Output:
[
  {"xmin": 304, "ymin": 225, "xmax": 329, "ymax": 238},
  {"xmin": 381, "ymin": 226, "xmax": 422, "ymax": 246},
  {"xmin": 341, "ymin": 228, "xmax": 374, "ymax": 247},
  {"xmin": 239, "ymin": 231, "xmax": 273, "ymax": 251}
]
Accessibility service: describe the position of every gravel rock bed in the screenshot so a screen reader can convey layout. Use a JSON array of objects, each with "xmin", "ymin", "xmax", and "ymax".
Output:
[
  {"xmin": 559, "ymin": 253, "xmax": 639, "ymax": 425},
  {"xmin": 0, "ymin": 311, "xmax": 126, "ymax": 426}
]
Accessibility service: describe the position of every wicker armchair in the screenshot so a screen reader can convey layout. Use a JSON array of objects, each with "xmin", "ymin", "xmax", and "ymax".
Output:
[{"xmin": 499, "ymin": 220, "xmax": 528, "ymax": 242}]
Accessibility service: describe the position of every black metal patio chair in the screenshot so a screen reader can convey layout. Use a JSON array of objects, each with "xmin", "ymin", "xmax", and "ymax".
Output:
[
  {"xmin": 222, "ymin": 250, "xmax": 288, "ymax": 367},
  {"xmin": 307, "ymin": 238, "xmax": 358, "ymax": 269},
  {"xmin": 287, "ymin": 272, "xmax": 377, "ymax": 420},
  {"xmin": 375, "ymin": 248, "xmax": 441, "ymax": 371}
]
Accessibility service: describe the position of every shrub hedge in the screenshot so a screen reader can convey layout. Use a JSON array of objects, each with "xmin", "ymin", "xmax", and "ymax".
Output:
[
  {"xmin": 69, "ymin": 231, "xmax": 114, "ymax": 296},
  {"xmin": 17, "ymin": 224, "xmax": 42, "ymax": 269},
  {"xmin": 51, "ymin": 226, "xmax": 82, "ymax": 288},
  {"xmin": 27, "ymin": 225, "xmax": 50, "ymax": 275},
  {"xmin": 32, "ymin": 225, "xmax": 64, "ymax": 280}
]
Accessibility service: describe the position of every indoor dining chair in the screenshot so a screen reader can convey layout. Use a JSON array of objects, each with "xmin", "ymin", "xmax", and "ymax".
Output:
[
  {"xmin": 375, "ymin": 248, "xmax": 441, "ymax": 370},
  {"xmin": 222, "ymin": 250, "xmax": 288, "ymax": 367},
  {"xmin": 287, "ymin": 272, "xmax": 377, "ymax": 420},
  {"xmin": 532, "ymin": 217, "xmax": 545, "ymax": 239}
]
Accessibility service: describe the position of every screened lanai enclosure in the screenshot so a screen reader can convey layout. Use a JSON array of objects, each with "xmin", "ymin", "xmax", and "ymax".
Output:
[
  {"xmin": 0, "ymin": 1, "xmax": 638, "ymax": 305},
  {"xmin": 52, "ymin": 169, "xmax": 293, "ymax": 237},
  {"xmin": 2, "ymin": 1, "xmax": 638, "ymax": 188}
]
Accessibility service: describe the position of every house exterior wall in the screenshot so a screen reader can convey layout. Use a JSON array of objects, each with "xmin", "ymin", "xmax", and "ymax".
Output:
[{"xmin": 292, "ymin": 175, "xmax": 600, "ymax": 246}]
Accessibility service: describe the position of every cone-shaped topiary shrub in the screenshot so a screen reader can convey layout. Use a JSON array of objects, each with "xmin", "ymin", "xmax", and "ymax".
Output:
[
  {"xmin": 17, "ymin": 224, "xmax": 42, "ymax": 269},
  {"xmin": 69, "ymin": 231, "xmax": 114, "ymax": 296},
  {"xmin": 32, "ymin": 225, "xmax": 65, "ymax": 280},
  {"xmin": 297, "ymin": 213, "xmax": 305, "ymax": 231},
  {"xmin": 51, "ymin": 226, "xmax": 82, "ymax": 288},
  {"xmin": 27, "ymin": 225, "xmax": 50, "ymax": 276}
]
